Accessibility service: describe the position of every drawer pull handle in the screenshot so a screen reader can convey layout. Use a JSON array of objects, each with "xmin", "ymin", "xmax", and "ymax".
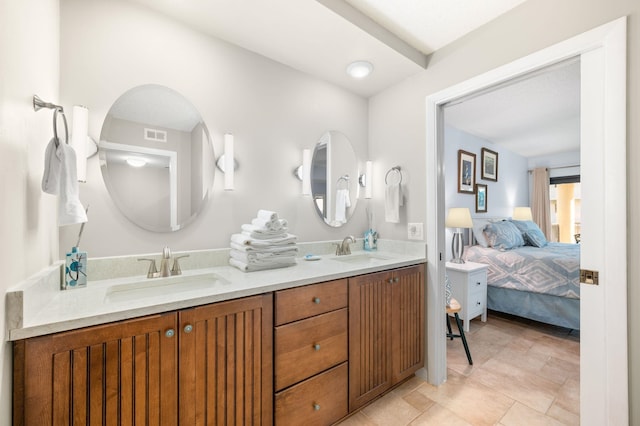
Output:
[
  {"xmin": 476, "ymin": 301, "xmax": 482, "ymax": 306},
  {"xmin": 184, "ymin": 324, "xmax": 193, "ymax": 333},
  {"xmin": 313, "ymin": 403, "xmax": 321, "ymax": 411},
  {"xmin": 165, "ymin": 329, "xmax": 175, "ymax": 338},
  {"xmin": 313, "ymin": 297, "xmax": 321, "ymax": 304},
  {"xmin": 476, "ymin": 281, "xmax": 481, "ymax": 286},
  {"xmin": 313, "ymin": 344, "xmax": 321, "ymax": 351}
]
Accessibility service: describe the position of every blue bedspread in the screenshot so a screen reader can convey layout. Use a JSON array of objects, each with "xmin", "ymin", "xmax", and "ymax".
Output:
[{"xmin": 463, "ymin": 243, "xmax": 580, "ymax": 299}]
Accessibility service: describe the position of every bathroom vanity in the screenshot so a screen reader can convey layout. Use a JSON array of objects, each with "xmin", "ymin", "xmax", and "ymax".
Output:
[{"xmin": 9, "ymin": 241, "xmax": 425, "ymax": 425}]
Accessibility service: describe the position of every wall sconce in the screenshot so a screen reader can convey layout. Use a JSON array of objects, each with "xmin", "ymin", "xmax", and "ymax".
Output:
[
  {"xmin": 294, "ymin": 149, "xmax": 311, "ymax": 195},
  {"xmin": 359, "ymin": 160, "xmax": 373, "ymax": 199},
  {"xmin": 71, "ymin": 105, "xmax": 88, "ymax": 182},
  {"xmin": 513, "ymin": 206, "xmax": 533, "ymax": 221},
  {"xmin": 216, "ymin": 133, "xmax": 237, "ymax": 191}
]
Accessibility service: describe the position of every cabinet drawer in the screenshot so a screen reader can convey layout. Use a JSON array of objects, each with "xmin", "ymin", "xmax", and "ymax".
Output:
[
  {"xmin": 468, "ymin": 271, "xmax": 487, "ymax": 290},
  {"xmin": 467, "ymin": 292, "xmax": 485, "ymax": 317},
  {"xmin": 275, "ymin": 308, "xmax": 348, "ymax": 390},
  {"xmin": 275, "ymin": 279, "xmax": 347, "ymax": 325},
  {"xmin": 275, "ymin": 362, "xmax": 348, "ymax": 426}
]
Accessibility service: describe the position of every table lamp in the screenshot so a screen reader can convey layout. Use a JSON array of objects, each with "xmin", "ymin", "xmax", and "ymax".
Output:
[
  {"xmin": 513, "ymin": 206, "xmax": 533, "ymax": 221},
  {"xmin": 446, "ymin": 207, "xmax": 473, "ymax": 264}
]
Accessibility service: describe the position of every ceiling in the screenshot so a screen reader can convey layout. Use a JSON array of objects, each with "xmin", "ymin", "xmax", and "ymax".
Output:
[
  {"xmin": 124, "ymin": 0, "xmax": 578, "ymax": 159},
  {"xmin": 444, "ymin": 59, "xmax": 581, "ymax": 158},
  {"xmin": 127, "ymin": 0, "xmax": 526, "ymax": 98}
]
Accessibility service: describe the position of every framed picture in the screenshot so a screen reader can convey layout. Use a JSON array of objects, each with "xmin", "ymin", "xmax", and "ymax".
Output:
[
  {"xmin": 457, "ymin": 150, "xmax": 476, "ymax": 194},
  {"xmin": 481, "ymin": 148, "xmax": 498, "ymax": 181},
  {"xmin": 475, "ymin": 184, "xmax": 487, "ymax": 213}
]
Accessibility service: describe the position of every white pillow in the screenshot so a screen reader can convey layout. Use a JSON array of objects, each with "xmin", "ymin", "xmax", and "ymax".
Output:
[{"xmin": 472, "ymin": 219, "xmax": 492, "ymax": 247}]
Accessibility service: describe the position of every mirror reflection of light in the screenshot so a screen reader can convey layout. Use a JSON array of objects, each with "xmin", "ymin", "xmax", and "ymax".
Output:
[{"xmin": 126, "ymin": 157, "xmax": 147, "ymax": 168}]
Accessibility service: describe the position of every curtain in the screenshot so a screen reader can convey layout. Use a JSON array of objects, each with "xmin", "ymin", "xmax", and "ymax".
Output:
[{"xmin": 531, "ymin": 167, "xmax": 552, "ymax": 238}]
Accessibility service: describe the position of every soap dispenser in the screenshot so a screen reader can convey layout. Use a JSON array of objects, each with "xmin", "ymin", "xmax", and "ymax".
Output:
[{"xmin": 64, "ymin": 246, "xmax": 87, "ymax": 289}]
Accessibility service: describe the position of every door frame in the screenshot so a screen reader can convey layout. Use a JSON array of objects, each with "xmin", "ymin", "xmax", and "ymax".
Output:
[{"xmin": 423, "ymin": 17, "xmax": 627, "ymax": 423}]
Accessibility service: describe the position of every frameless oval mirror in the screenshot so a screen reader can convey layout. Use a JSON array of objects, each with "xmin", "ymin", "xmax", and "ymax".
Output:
[
  {"xmin": 310, "ymin": 131, "xmax": 359, "ymax": 227},
  {"xmin": 99, "ymin": 84, "xmax": 215, "ymax": 232}
]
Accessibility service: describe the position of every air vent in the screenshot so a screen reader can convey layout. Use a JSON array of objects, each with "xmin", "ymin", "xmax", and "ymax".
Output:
[{"xmin": 144, "ymin": 128, "xmax": 167, "ymax": 142}]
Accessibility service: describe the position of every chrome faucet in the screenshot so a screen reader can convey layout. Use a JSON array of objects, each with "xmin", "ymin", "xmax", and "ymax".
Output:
[
  {"xmin": 138, "ymin": 247, "xmax": 189, "ymax": 278},
  {"xmin": 335, "ymin": 236, "xmax": 356, "ymax": 256}
]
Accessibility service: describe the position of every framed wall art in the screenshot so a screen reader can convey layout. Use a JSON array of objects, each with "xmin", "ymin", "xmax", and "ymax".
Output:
[
  {"xmin": 475, "ymin": 184, "xmax": 487, "ymax": 213},
  {"xmin": 481, "ymin": 148, "xmax": 498, "ymax": 181},
  {"xmin": 457, "ymin": 149, "xmax": 476, "ymax": 194}
]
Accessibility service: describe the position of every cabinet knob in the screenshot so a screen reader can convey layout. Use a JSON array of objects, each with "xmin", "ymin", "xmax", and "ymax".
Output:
[
  {"xmin": 476, "ymin": 281, "xmax": 481, "ymax": 286},
  {"xmin": 313, "ymin": 297, "xmax": 321, "ymax": 304},
  {"xmin": 184, "ymin": 324, "xmax": 193, "ymax": 333},
  {"xmin": 476, "ymin": 301, "xmax": 482, "ymax": 306},
  {"xmin": 165, "ymin": 329, "xmax": 175, "ymax": 338},
  {"xmin": 313, "ymin": 403, "xmax": 321, "ymax": 411},
  {"xmin": 313, "ymin": 343, "xmax": 321, "ymax": 351}
]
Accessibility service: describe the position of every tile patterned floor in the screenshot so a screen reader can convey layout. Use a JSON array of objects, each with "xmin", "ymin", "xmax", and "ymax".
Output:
[{"xmin": 338, "ymin": 311, "xmax": 580, "ymax": 425}]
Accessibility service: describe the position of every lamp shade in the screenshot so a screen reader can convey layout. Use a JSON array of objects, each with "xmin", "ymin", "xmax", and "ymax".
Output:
[
  {"xmin": 513, "ymin": 207, "xmax": 533, "ymax": 221},
  {"xmin": 445, "ymin": 207, "xmax": 473, "ymax": 228}
]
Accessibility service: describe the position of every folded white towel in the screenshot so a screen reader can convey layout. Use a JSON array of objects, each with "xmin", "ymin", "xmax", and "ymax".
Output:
[
  {"xmin": 257, "ymin": 209, "xmax": 278, "ymax": 222},
  {"xmin": 250, "ymin": 217, "xmax": 287, "ymax": 231},
  {"xmin": 42, "ymin": 138, "xmax": 88, "ymax": 226},
  {"xmin": 230, "ymin": 242, "xmax": 298, "ymax": 253},
  {"xmin": 385, "ymin": 183, "xmax": 401, "ymax": 223},
  {"xmin": 241, "ymin": 223, "xmax": 288, "ymax": 238},
  {"xmin": 230, "ymin": 233, "xmax": 297, "ymax": 247},
  {"xmin": 229, "ymin": 257, "xmax": 296, "ymax": 272},
  {"xmin": 230, "ymin": 249, "xmax": 297, "ymax": 265}
]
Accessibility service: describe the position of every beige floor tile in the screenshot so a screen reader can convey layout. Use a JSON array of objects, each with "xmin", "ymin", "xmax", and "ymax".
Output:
[
  {"xmin": 539, "ymin": 355, "xmax": 580, "ymax": 384},
  {"xmin": 546, "ymin": 402, "xmax": 580, "ymax": 425},
  {"xmin": 553, "ymin": 377, "xmax": 580, "ymax": 415},
  {"xmin": 470, "ymin": 358, "xmax": 561, "ymax": 414},
  {"xmin": 338, "ymin": 411, "xmax": 378, "ymax": 426},
  {"xmin": 408, "ymin": 403, "xmax": 473, "ymax": 426},
  {"xmin": 500, "ymin": 401, "xmax": 565, "ymax": 426},
  {"xmin": 415, "ymin": 373, "xmax": 514, "ymax": 426},
  {"xmin": 361, "ymin": 392, "xmax": 421, "ymax": 426},
  {"xmin": 402, "ymin": 389, "xmax": 435, "ymax": 412},
  {"xmin": 390, "ymin": 376, "xmax": 426, "ymax": 398}
]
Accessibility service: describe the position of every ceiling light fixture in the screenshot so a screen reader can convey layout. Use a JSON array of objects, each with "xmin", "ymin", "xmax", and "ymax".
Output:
[
  {"xmin": 346, "ymin": 61, "xmax": 373, "ymax": 79},
  {"xmin": 126, "ymin": 157, "xmax": 147, "ymax": 168}
]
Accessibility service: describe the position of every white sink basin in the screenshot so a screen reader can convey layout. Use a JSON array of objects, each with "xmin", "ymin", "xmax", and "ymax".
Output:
[
  {"xmin": 105, "ymin": 272, "xmax": 227, "ymax": 303},
  {"xmin": 331, "ymin": 253, "xmax": 392, "ymax": 264}
]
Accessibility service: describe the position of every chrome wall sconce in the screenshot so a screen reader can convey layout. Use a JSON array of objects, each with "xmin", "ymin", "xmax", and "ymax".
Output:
[
  {"xmin": 358, "ymin": 160, "xmax": 373, "ymax": 199},
  {"xmin": 293, "ymin": 149, "xmax": 311, "ymax": 195},
  {"xmin": 215, "ymin": 133, "xmax": 238, "ymax": 191}
]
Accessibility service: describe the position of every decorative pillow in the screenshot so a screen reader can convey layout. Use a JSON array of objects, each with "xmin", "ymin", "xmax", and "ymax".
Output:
[
  {"xmin": 472, "ymin": 218, "xmax": 501, "ymax": 248},
  {"xmin": 484, "ymin": 220, "xmax": 525, "ymax": 251},
  {"xmin": 511, "ymin": 220, "xmax": 548, "ymax": 248}
]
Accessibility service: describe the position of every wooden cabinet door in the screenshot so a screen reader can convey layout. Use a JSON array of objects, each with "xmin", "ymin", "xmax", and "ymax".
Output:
[
  {"xmin": 178, "ymin": 294, "xmax": 273, "ymax": 426},
  {"xmin": 348, "ymin": 270, "xmax": 393, "ymax": 411},
  {"xmin": 13, "ymin": 312, "xmax": 179, "ymax": 426},
  {"xmin": 391, "ymin": 264, "xmax": 425, "ymax": 383}
]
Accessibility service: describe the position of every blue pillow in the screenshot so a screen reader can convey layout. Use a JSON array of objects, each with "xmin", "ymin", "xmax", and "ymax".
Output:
[
  {"xmin": 484, "ymin": 220, "xmax": 525, "ymax": 251},
  {"xmin": 511, "ymin": 220, "xmax": 548, "ymax": 248}
]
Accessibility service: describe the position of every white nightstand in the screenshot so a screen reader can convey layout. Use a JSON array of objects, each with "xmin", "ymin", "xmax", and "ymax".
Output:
[{"xmin": 446, "ymin": 261, "xmax": 488, "ymax": 332}]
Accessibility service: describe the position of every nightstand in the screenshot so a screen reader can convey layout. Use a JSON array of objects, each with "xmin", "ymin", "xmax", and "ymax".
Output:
[{"xmin": 446, "ymin": 261, "xmax": 488, "ymax": 332}]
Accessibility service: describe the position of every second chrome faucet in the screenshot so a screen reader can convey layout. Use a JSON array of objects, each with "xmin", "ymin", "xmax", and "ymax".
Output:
[{"xmin": 138, "ymin": 247, "xmax": 189, "ymax": 278}]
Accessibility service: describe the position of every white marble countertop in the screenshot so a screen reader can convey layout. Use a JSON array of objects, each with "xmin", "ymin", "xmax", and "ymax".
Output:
[{"xmin": 7, "ymin": 240, "xmax": 426, "ymax": 341}]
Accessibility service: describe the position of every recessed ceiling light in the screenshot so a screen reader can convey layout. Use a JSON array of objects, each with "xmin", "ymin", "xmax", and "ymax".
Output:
[
  {"xmin": 346, "ymin": 61, "xmax": 373, "ymax": 79},
  {"xmin": 126, "ymin": 157, "xmax": 147, "ymax": 167}
]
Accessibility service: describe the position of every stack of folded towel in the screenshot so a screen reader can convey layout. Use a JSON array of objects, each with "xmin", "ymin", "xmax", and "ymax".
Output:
[{"xmin": 229, "ymin": 210, "xmax": 298, "ymax": 272}]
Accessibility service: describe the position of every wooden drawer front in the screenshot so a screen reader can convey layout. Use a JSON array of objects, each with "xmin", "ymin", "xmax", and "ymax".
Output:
[
  {"xmin": 275, "ymin": 362, "xmax": 348, "ymax": 426},
  {"xmin": 275, "ymin": 308, "xmax": 348, "ymax": 391},
  {"xmin": 275, "ymin": 279, "xmax": 347, "ymax": 325}
]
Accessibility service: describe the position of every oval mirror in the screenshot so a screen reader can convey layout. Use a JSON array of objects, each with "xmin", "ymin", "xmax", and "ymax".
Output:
[
  {"xmin": 99, "ymin": 84, "xmax": 215, "ymax": 232},
  {"xmin": 310, "ymin": 131, "xmax": 359, "ymax": 227}
]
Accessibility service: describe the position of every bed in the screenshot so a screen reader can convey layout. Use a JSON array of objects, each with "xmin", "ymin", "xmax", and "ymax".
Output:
[{"xmin": 462, "ymin": 218, "xmax": 580, "ymax": 330}]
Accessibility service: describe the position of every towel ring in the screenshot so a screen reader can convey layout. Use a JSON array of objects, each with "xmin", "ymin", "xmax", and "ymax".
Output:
[
  {"xmin": 33, "ymin": 95, "xmax": 69, "ymax": 148},
  {"xmin": 52, "ymin": 108, "xmax": 69, "ymax": 148},
  {"xmin": 337, "ymin": 174, "xmax": 350, "ymax": 189},
  {"xmin": 385, "ymin": 166, "xmax": 402, "ymax": 185}
]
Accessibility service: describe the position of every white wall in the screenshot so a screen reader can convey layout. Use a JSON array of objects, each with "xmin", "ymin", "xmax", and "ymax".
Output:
[
  {"xmin": 58, "ymin": 0, "xmax": 370, "ymax": 258},
  {"xmin": 0, "ymin": 1, "xmax": 60, "ymax": 423},
  {"xmin": 367, "ymin": 0, "xmax": 640, "ymax": 421}
]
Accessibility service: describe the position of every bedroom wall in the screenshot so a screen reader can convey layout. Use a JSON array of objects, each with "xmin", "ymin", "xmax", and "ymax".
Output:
[
  {"xmin": 443, "ymin": 126, "xmax": 528, "ymax": 260},
  {"xmin": 0, "ymin": 1, "xmax": 60, "ymax": 424},
  {"xmin": 367, "ymin": 0, "xmax": 639, "ymax": 421},
  {"xmin": 59, "ymin": 0, "xmax": 370, "ymax": 258}
]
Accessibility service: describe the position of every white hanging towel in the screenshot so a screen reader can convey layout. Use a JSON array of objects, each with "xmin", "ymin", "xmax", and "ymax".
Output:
[
  {"xmin": 42, "ymin": 138, "xmax": 88, "ymax": 226},
  {"xmin": 385, "ymin": 183, "xmax": 402, "ymax": 223},
  {"xmin": 335, "ymin": 188, "xmax": 351, "ymax": 224}
]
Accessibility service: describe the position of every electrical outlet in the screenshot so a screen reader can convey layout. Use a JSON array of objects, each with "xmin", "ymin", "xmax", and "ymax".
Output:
[{"xmin": 408, "ymin": 222, "xmax": 424, "ymax": 240}]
